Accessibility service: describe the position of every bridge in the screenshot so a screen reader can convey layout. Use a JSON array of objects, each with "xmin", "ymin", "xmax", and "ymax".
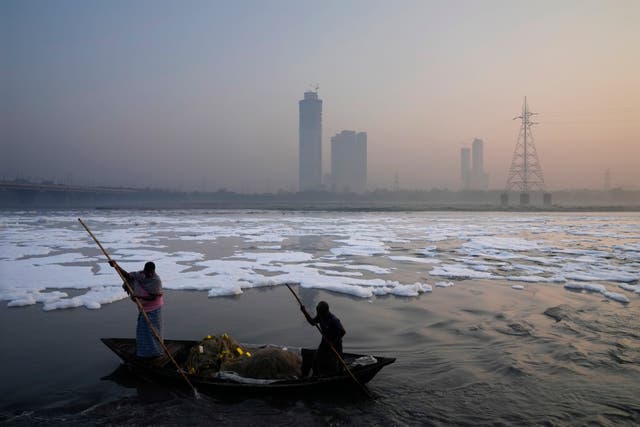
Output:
[{"xmin": 0, "ymin": 180, "xmax": 142, "ymax": 194}]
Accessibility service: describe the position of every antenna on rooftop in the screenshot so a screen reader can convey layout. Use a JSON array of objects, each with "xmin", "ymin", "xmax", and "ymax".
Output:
[{"xmin": 309, "ymin": 83, "xmax": 319, "ymax": 93}]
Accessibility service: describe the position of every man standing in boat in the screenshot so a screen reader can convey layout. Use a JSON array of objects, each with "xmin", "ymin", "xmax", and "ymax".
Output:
[
  {"xmin": 300, "ymin": 301, "xmax": 346, "ymax": 377},
  {"xmin": 109, "ymin": 261, "xmax": 164, "ymax": 359}
]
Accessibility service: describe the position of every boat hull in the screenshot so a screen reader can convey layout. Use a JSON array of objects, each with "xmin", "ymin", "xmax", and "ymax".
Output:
[{"xmin": 101, "ymin": 338, "xmax": 395, "ymax": 394}]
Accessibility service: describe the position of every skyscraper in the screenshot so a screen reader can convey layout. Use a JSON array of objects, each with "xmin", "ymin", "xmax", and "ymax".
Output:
[
  {"xmin": 330, "ymin": 130, "xmax": 367, "ymax": 193},
  {"xmin": 298, "ymin": 91, "xmax": 322, "ymax": 191},
  {"xmin": 471, "ymin": 138, "xmax": 489, "ymax": 190},
  {"xmin": 460, "ymin": 147, "xmax": 471, "ymax": 190},
  {"xmin": 472, "ymin": 138, "xmax": 484, "ymax": 177}
]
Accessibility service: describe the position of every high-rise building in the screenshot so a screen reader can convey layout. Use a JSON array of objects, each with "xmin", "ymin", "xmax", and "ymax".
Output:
[
  {"xmin": 330, "ymin": 130, "xmax": 367, "ymax": 193},
  {"xmin": 472, "ymin": 138, "xmax": 484, "ymax": 177},
  {"xmin": 460, "ymin": 147, "xmax": 471, "ymax": 190},
  {"xmin": 470, "ymin": 138, "xmax": 489, "ymax": 190},
  {"xmin": 299, "ymin": 91, "xmax": 322, "ymax": 191}
]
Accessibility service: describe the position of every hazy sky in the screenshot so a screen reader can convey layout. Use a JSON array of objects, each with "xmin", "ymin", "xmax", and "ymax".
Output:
[{"xmin": 2, "ymin": 0, "xmax": 639, "ymax": 191}]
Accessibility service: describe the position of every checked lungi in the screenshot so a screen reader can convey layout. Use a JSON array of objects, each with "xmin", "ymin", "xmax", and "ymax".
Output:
[{"xmin": 136, "ymin": 307, "xmax": 163, "ymax": 357}]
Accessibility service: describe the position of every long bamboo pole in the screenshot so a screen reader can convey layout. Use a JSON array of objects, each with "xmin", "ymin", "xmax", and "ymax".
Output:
[
  {"xmin": 284, "ymin": 283, "xmax": 373, "ymax": 398},
  {"xmin": 78, "ymin": 218, "xmax": 198, "ymax": 397}
]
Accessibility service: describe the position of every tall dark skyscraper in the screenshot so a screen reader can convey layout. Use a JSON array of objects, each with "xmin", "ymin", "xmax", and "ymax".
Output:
[{"xmin": 298, "ymin": 90, "xmax": 322, "ymax": 191}]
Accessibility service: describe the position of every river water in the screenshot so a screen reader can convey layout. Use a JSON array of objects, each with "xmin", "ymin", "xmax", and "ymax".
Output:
[{"xmin": 0, "ymin": 210, "xmax": 639, "ymax": 425}]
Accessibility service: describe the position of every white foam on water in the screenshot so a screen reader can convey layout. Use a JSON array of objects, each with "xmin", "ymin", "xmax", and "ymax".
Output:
[
  {"xmin": 562, "ymin": 281, "xmax": 631, "ymax": 303},
  {"xmin": 463, "ymin": 236, "xmax": 544, "ymax": 252},
  {"xmin": 618, "ymin": 283, "xmax": 640, "ymax": 294},
  {"xmin": 510, "ymin": 263, "xmax": 548, "ymax": 275},
  {"xmin": 614, "ymin": 243, "xmax": 640, "ymax": 252},
  {"xmin": 602, "ymin": 291, "xmax": 630, "ymax": 303},
  {"xmin": 319, "ymin": 270, "xmax": 363, "ymax": 277},
  {"xmin": 423, "ymin": 234, "xmax": 451, "ymax": 242},
  {"xmin": 420, "ymin": 246, "xmax": 438, "ymax": 256},
  {"xmin": 228, "ymin": 251, "xmax": 315, "ymax": 263},
  {"xmin": 564, "ymin": 282, "xmax": 607, "ymax": 293},
  {"xmin": 308, "ymin": 262, "xmax": 344, "ymax": 268},
  {"xmin": 6, "ymin": 290, "xmax": 69, "ymax": 307},
  {"xmin": 563, "ymin": 270, "xmax": 639, "ymax": 283},
  {"xmin": 547, "ymin": 248, "xmax": 611, "ymax": 258},
  {"xmin": 299, "ymin": 280, "xmax": 374, "ymax": 298},
  {"xmin": 511, "ymin": 285, "xmax": 525, "ymax": 290},
  {"xmin": 469, "ymin": 264, "xmax": 493, "ymax": 272},
  {"xmin": 208, "ymin": 284, "xmax": 243, "ymax": 297},
  {"xmin": 389, "ymin": 283, "xmax": 432, "ymax": 297},
  {"xmin": 243, "ymin": 232, "xmax": 287, "ymax": 243},
  {"xmin": 330, "ymin": 237, "xmax": 388, "ymax": 257},
  {"xmin": 345, "ymin": 264, "xmax": 392, "ymax": 274},
  {"xmin": 0, "ymin": 260, "xmax": 110, "ymax": 291},
  {"xmin": 2, "ymin": 211, "xmax": 638, "ymax": 310},
  {"xmin": 330, "ymin": 245, "xmax": 387, "ymax": 257},
  {"xmin": 453, "ymin": 257, "xmax": 509, "ymax": 267},
  {"xmin": 26, "ymin": 252, "xmax": 98, "ymax": 265},
  {"xmin": 518, "ymin": 255, "xmax": 559, "ymax": 266},
  {"xmin": 388, "ymin": 256, "xmax": 440, "ymax": 264},
  {"xmin": 0, "ymin": 245, "xmax": 53, "ymax": 260},
  {"xmin": 506, "ymin": 275, "xmax": 562, "ymax": 283},
  {"xmin": 185, "ymin": 257, "xmax": 408, "ymax": 299},
  {"xmin": 475, "ymin": 251, "xmax": 521, "ymax": 261},
  {"xmin": 42, "ymin": 286, "xmax": 127, "ymax": 311},
  {"xmin": 429, "ymin": 265, "xmax": 496, "ymax": 279},
  {"xmin": 435, "ymin": 281, "xmax": 454, "ymax": 288}
]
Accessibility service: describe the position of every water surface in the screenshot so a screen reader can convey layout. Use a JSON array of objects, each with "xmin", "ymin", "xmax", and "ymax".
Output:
[{"xmin": 0, "ymin": 210, "xmax": 639, "ymax": 425}]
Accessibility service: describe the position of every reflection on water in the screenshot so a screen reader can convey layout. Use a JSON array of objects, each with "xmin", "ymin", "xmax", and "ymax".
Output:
[{"xmin": 2, "ymin": 282, "xmax": 639, "ymax": 426}]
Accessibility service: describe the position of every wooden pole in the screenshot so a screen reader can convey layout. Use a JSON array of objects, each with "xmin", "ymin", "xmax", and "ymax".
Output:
[
  {"xmin": 78, "ymin": 218, "xmax": 198, "ymax": 397},
  {"xmin": 284, "ymin": 283, "xmax": 373, "ymax": 398}
]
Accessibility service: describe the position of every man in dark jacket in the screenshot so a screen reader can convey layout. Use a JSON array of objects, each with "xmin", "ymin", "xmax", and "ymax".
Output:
[{"xmin": 300, "ymin": 301, "xmax": 346, "ymax": 377}]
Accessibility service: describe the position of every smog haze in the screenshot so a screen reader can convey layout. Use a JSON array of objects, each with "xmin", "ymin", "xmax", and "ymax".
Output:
[{"xmin": 3, "ymin": 0, "xmax": 639, "ymax": 192}]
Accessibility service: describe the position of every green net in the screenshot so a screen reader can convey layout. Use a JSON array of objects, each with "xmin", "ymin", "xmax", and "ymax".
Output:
[
  {"xmin": 185, "ymin": 333, "xmax": 250, "ymax": 376},
  {"xmin": 184, "ymin": 333, "xmax": 302, "ymax": 379}
]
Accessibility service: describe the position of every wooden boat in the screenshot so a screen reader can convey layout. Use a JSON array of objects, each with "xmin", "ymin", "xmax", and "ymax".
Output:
[{"xmin": 101, "ymin": 338, "xmax": 395, "ymax": 394}]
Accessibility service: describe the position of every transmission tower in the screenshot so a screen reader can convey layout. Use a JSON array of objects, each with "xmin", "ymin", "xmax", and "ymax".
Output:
[{"xmin": 505, "ymin": 97, "xmax": 546, "ymax": 205}]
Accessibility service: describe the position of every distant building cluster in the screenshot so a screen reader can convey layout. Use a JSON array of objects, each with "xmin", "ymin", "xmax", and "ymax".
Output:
[
  {"xmin": 300, "ymin": 90, "xmax": 497, "ymax": 194},
  {"xmin": 298, "ymin": 90, "xmax": 367, "ymax": 193},
  {"xmin": 460, "ymin": 138, "xmax": 489, "ymax": 191}
]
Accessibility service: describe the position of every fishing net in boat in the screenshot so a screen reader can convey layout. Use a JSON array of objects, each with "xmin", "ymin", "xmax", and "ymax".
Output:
[
  {"xmin": 184, "ymin": 334, "xmax": 302, "ymax": 380},
  {"xmin": 185, "ymin": 333, "xmax": 249, "ymax": 376},
  {"xmin": 221, "ymin": 347, "xmax": 302, "ymax": 380}
]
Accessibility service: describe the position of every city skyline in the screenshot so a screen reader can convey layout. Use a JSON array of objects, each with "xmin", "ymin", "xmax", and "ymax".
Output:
[{"xmin": 2, "ymin": 1, "xmax": 639, "ymax": 192}]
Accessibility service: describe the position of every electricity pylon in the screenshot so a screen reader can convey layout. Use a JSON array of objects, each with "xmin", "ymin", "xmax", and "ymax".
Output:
[{"xmin": 505, "ymin": 97, "xmax": 546, "ymax": 205}]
